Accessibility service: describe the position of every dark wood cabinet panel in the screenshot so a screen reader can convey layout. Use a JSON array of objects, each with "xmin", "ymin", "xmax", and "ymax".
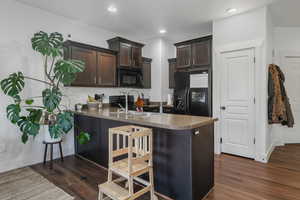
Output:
[
  {"xmin": 132, "ymin": 46, "xmax": 142, "ymax": 68},
  {"xmin": 64, "ymin": 40, "xmax": 117, "ymax": 87},
  {"xmin": 71, "ymin": 46, "xmax": 97, "ymax": 86},
  {"xmin": 176, "ymin": 44, "xmax": 192, "ymax": 69},
  {"xmin": 142, "ymin": 57, "xmax": 152, "ymax": 89},
  {"xmin": 74, "ymin": 114, "xmax": 215, "ymax": 200},
  {"xmin": 97, "ymin": 52, "xmax": 116, "ymax": 87},
  {"xmin": 107, "ymin": 37, "xmax": 144, "ymax": 70},
  {"xmin": 74, "ymin": 115, "xmax": 102, "ymax": 164},
  {"xmin": 174, "ymin": 35, "xmax": 212, "ymax": 70},
  {"xmin": 119, "ymin": 43, "xmax": 132, "ymax": 67},
  {"xmin": 168, "ymin": 58, "xmax": 176, "ymax": 89},
  {"xmin": 192, "ymin": 40, "xmax": 211, "ymax": 66}
]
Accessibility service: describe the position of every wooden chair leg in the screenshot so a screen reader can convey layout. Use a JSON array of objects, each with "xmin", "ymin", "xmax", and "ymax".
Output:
[
  {"xmin": 129, "ymin": 176, "xmax": 134, "ymax": 196},
  {"xmin": 43, "ymin": 144, "xmax": 48, "ymax": 165},
  {"xmin": 98, "ymin": 190, "xmax": 104, "ymax": 200},
  {"xmin": 149, "ymin": 167, "xmax": 155, "ymax": 200},
  {"xmin": 59, "ymin": 142, "xmax": 64, "ymax": 162},
  {"xmin": 50, "ymin": 144, "xmax": 53, "ymax": 169}
]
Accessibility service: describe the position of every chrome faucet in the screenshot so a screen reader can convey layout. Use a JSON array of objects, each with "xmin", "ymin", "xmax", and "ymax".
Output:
[{"xmin": 120, "ymin": 90, "xmax": 141, "ymax": 114}]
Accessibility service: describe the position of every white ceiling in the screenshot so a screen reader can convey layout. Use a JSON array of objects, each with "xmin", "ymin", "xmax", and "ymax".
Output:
[
  {"xmin": 270, "ymin": 0, "xmax": 300, "ymax": 27},
  {"xmin": 16, "ymin": 0, "xmax": 275, "ymax": 41}
]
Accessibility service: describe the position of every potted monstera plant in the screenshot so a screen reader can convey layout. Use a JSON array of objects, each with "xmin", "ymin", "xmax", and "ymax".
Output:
[{"xmin": 1, "ymin": 31, "xmax": 90, "ymax": 144}]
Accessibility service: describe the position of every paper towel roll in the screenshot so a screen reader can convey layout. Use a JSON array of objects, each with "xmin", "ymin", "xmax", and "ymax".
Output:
[{"xmin": 167, "ymin": 94, "xmax": 173, "ymax": 105}]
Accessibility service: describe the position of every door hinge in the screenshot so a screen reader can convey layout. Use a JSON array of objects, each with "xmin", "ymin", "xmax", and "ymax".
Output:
[
  {"xmin": 220, "ymin": 137, "xmax": 223, "ymax": 144},
  {"xmin": 253, "ymin": 57, "xmax": 256, "ymax": 63},
  {"xmin": 253, "ymin": 138, "xmax": 256, "ymax": 144}
]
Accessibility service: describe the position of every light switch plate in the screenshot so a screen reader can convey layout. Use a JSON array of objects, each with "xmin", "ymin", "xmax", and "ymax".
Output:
[{"xmin": 0, "ymin": 143, "xmax": 6, "ymax": 153}]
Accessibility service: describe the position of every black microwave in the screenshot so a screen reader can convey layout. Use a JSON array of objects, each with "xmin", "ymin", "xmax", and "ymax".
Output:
[{"xmin": 118, "ymin": 68, "xmax": 143, "ymax": 88}]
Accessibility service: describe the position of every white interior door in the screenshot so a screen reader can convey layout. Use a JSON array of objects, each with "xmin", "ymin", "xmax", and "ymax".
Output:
[
  {"xmin": 277, "ymin": 52, "xmax": 300, "ymax": 143},
  {"xmin": 220, "ymin": 48, "xmax": 255, "ymax": 158}
]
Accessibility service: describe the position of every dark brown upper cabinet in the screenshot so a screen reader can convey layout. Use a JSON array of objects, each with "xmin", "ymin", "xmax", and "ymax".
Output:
[
  {"xmin": 97, "ymin": 52, "xmax": 117, "ymax": 87},
  {"xmin": 64, "ymin": 40, "xmax": 117, "ymax": 87},
  {"xmin": 132, "ymin": 46, "xmax": 142, "ymax": 68},
  {"xmin": 176, "ymin": 44, "xmax": 192, "ymax": 69},
  {"xmin": 119, "ymin": 43, "xmax": 132, "ymax": 67},
  {"xmin": 192, "ymin": 40, "xmax": 211, "ymax": 66},
  {"xmin": 168, "ymin": 58, "xmax": 176, "ymax": 89},
  {"xmin": 174, "ymin": 35, "xmax": 212, "ymax": 70},
  {"xmin": 71, "ymin": 46, "xmax": 97, "ymax": 86},
  {"xmin": 142, "ymin": 57, "xmax": 152, "ymax": 89},
  {"xmin": 107, "ymin": 37, "xmax": 144, "ymax": 69}
]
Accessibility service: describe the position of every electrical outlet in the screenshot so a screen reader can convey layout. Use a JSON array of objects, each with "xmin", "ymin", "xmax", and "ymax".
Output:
[{"xmin": 0, "ymin": 143, "xmax": 6, "ymax": 153}]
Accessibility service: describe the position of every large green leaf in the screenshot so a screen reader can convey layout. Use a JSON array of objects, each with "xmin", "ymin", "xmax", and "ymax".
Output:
[
  {"xmin": 42, "ymin": 88, "xmax": 62, "ymax": 112},
  {"xmin": 6, "ymin": 104, "xmax": 21, "ymax": 124},
  {"xmin": 26, "ymin": 109, "xmax": 43, "ymax": 123},
  {"xmin": 49, "ymin": 123, "xmax": 64, "ymax": 139},
  {"xmin": 17, "ymin": 116, "xmax": 40, "ymax": 138},
  {"xmin": 0, "ymin": 72, "xmax": 24, "ymax": 97},
  {"xmin": 54, "ymin": 59, "xmax": 85, "ymax": 85},
  {"xmin": 77, "ymin": 131, "xmax": 91, "ymax": 145},
  {"xmin": 56, "ymin": 111, "xmax": 73, "ymax": 133},
  {"xmin": 31, "ymin": 31, "xmax": 63, "ymax": 57},
  {"xmin": 21, "ymin": 133, "xmax": 29, "ymax": 144}
]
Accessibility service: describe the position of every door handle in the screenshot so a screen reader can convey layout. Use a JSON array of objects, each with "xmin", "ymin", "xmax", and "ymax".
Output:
[{"xmin": 220, "ymin": 106, "xmax": 226, "ymax": 110}]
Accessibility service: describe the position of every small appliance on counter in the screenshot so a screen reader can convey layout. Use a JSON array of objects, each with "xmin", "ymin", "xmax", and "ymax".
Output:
[
  {"xmin": 167, "ymin": 93, "xmax": 173, "ymax": 106},
  {"xmin": 109, "ymin": 95, "xmax": 135, "ymax": 110},
  {"xmin": 174, "ymin": 69, "xmax": 212, "ymax": 117}
]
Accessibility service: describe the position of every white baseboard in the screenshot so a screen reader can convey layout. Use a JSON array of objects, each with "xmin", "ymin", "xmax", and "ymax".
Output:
[{"xmin": 257, "ymin": 143, "xmax": 275, "ymax": 163}]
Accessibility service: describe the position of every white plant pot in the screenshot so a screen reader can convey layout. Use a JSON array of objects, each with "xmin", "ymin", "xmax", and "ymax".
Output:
[{"xmin": 44, "ymin": 126, "xmax": 62, "ymax": 143}]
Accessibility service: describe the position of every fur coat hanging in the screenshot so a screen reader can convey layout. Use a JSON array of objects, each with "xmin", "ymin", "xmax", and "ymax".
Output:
[{"xmin": 268, "ymin": 64, "xmax": 294, "ymax": 127}]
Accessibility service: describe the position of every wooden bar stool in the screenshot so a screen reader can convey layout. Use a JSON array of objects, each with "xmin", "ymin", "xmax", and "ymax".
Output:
[
  {"xmin": 43, "ymin": 140, "xmax": 64, "ymax": 169},
  {"xmin": 98, "ymin": 125, "xmax": 157, "ymax": 200}
]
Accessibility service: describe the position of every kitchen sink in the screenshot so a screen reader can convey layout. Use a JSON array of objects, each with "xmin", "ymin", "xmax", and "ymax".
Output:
[{"xmin": 109, "ymin": 111, "xmax": 157, "ymax": 117}]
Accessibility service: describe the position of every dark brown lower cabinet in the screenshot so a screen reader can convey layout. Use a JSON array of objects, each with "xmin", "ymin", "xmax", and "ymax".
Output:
[{"xmin": 74, "ymin": 114, "xmax": 214, "ymax": 200}]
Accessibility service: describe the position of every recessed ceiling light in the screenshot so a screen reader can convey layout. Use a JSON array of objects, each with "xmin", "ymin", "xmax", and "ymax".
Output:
[
  {"xmin": 107, "ymin": 5, "xmax": 117, "ymax": 13},
  {"xmin": 159, "ymin": 29, "xmax": 167, "ymax": 34},
  {"xmin": 226, "ymin": 8, "xmax": 237, "ymax": 14}
]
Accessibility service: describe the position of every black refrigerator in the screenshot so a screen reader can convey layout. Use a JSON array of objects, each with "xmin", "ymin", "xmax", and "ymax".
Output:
[{"xmin": 174, "ymin": 69, "xmax": 212, "ymax": 117}]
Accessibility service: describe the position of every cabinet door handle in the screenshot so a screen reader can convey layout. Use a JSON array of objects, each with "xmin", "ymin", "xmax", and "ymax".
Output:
[
  {"xmin": 94, "ymin": 77, "xmax": 97, "ymax": 84},
  {"xmin": 99, "ymin": 77, "xmax": 102, "ymax": 84}
]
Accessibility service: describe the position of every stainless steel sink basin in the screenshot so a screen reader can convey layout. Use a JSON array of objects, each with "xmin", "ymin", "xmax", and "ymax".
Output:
[{"xmin": 109, "ymin": 111, "xmax": 156, "ymax": 117}]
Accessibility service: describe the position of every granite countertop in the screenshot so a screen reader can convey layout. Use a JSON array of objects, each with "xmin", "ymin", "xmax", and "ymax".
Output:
[{"xmin": 74, "ymin": 107, "xmax": 217, "ymax": 130}]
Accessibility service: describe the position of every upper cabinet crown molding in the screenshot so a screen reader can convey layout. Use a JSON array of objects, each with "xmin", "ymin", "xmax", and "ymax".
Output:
[
  {"xmin": 107, "ymin": 37, "xmax": 145, "ymax": 69},
  {"xmin": 107, "ymin": 37, "xmax": 145, "ymax": 48},
  {"xmin": 64, "ymin": 40, "xmax": 118, "ymax": 55},
  {"xmin": 174, "ymin": 35, "xmax": 212, "ymax": 47}
]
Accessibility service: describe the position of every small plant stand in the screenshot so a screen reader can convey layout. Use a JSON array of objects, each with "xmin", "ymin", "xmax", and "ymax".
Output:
[{"xmin": 43, "ymin": 140, "xmax": 64, "ymax": 169}]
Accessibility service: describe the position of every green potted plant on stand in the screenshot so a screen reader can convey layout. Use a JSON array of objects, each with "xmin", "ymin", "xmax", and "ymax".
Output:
[{"xmin": 1, "ymin": 31, "xmax": 90, "ymax": 144}]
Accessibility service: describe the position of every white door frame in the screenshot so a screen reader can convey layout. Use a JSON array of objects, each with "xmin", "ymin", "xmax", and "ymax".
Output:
[{"xmin": 213, "ymin": 39, "xmax": 265, "ymax": 162}]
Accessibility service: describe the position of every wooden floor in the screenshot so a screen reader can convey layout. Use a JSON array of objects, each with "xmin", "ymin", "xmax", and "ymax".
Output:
[{"xmin": 31, "ymin": 144, "xmax": 300, "ymax": 200}]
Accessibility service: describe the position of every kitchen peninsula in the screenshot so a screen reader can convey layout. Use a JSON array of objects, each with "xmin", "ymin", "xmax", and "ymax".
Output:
[{"xmin": 74, "ymin": 107, "xmax": 217, "ymax": 200}]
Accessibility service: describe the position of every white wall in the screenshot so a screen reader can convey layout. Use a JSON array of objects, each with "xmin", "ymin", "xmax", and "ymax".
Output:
[
  {"xmin": 265, "ymin": 6, "xmax": 275, "ymax": 154},
  {"xmin": 143, "ymin": 38, "xmax": 176, "ymax": 102},
  {"xmin": 0, "ymin": 0, "xmax": 157, "ymax": 173},
  {"xmin": 272, "ymin": 27, "xmax": 300, "ymax": 145},
  {"xmin": 213, "ymin": 7, "xmax": 272, "ymax": 162}
]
